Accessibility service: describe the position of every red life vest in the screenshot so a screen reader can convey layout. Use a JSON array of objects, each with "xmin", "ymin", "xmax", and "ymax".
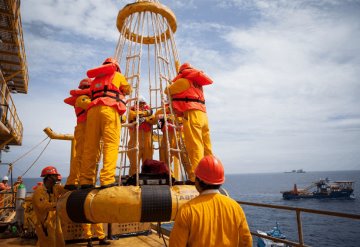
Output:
[
  {"xmin": 129, "ymin": 104, "xmax": 152, "ymax": 132},
  {"xmin": 171, "ymin": 79, "xmax": 206, "ymax": 113},
  {"xmin": 89, "ymin": 72, "xmax": 126, "ymax": 115},
  {"xmin": 64, "ymin": 89, "xmax": 90, "ymax": 123}
]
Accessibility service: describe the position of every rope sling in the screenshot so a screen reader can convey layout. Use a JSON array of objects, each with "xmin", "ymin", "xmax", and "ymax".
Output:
[{"xmin": 115, "ymin": 0, "xmax": 191, "ymax": 186}]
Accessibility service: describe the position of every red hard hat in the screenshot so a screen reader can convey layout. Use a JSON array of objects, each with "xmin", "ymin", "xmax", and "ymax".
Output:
[
  {"xmin": 41, "ymin": 166, "xmax": 59, "ymax": 177},
  {"xmin": 78, "ymin": 78, "xmax": 91, "ymax": 89},
  {"xmin": 103, "ymin": 57, "xmax": 120, "ymax": 72},
  {"xmin": 195, "ymin": 155, "xmax": 225, "ymax": 185},
  {"xmin": 179, "ymin": 62, "xmax": 192, "ymax": 73}
]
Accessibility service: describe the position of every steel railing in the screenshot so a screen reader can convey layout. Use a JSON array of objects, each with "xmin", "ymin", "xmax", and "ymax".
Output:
[{"xmin": 237, "ymin": 200, "xmax": 360, "ymax": 247}]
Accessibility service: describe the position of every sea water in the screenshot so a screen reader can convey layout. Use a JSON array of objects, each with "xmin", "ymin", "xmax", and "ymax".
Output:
[
  {"xmin": 21, "ymin": 170, "xmax": 360, "ymax": 247},
  {"xmin": 224, "ymin": 170, "xmax": 360, "ymax": 247}
]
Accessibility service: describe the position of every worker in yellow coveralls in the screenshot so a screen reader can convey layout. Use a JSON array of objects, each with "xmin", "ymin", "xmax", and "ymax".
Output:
[
  {"xmin": 32, "ymin": 166, "xmax": 67, "ymax": 247},
  {"xmin": 83, "ymin": 223, "xmax": 110, "ymax": 246},
  {"xmin": 169, "ymin": 155, "xmax": 252, "ymax": 247},
  {"xmin": 127, "ymin": 96, "xmax": 156, "ymax": 176},
  {"xmin": 79, "ymin": 57, "xmax": 132, "ymax": 188},
  {"xmin": 155, "ymin": 102, "xmax": 181, "ymax": 165},
  {"xmin": 63, "ymin": 78, "xmax": 92, "ymax": 190},
  {"xmin": 165, "ymin": 63, "xmax": 212, "ymax": 182}
]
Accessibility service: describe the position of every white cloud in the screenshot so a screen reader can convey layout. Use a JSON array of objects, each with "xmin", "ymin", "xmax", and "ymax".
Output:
[
  {"xmin": 22, "ymin": 0, "xmax": 120, "ymax": 41},
  {"xmin": 6, "ymin": 0, "xmax": 359, "ymax": 177}
]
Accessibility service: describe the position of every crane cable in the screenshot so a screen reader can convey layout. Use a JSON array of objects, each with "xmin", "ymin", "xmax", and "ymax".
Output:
[
  {"xmin": 9, "ymin": 136, "xmax": 50, "ymax": 166},
  {"xmin": 20, "ymin": 138, "xmax": 52, "ymax": 177},
  {"xmin": 7, "ymin": 137, "xmax": 51, "ymax": 176}
]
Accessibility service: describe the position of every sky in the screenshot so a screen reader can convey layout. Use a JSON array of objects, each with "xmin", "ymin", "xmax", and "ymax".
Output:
[{"xmin": 1, "ymin": 0, "xmax": 360, "ymax": 179}]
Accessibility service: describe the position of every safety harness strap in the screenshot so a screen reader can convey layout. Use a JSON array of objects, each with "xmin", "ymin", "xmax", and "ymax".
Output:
[
  {"xmin": 172, "ymin": 97, "xmax": 205, "ymax": 104},
  {"xmin": 91, "ymin": 86, "xmax": 126, "ymax": 105}
]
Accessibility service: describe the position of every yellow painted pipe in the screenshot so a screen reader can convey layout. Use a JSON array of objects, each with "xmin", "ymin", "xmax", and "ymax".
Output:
[{"xmin": 57, "ymin": 185, "xmax": 199, "ymax": 224}]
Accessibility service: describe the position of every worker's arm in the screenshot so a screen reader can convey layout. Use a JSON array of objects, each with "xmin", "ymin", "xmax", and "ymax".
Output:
[
  {"xmin": 169, "ymin": 206, "xmax": 190, "ymax": 247},
  {"xmin": 113, "ymin": 72, "xmax": 133, "ymax": 96},
  {"xmin": 145, "ymin": 114, "xmax": 157, "ymax": 125},
  {"xmin": 53, "ymin": 184, "xmax": 68, "ymax": 198},
  {"xmin": 238, "ymin": 207, "xmax": 253, "ymax": 247},
  {"xmin": 32, "ymin": 188, "xmax": 56, "ymax": 212},
  {"xmin": 165, "ymin": 78, "xmax": 190, "ymax": 95},
  {"xmin": 75, "ymin": 95, "xmax": 91, "ymax": 110}
]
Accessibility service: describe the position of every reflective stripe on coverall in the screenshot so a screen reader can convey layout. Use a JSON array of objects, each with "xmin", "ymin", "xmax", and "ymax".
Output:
[
  {"xmin": 32, "ymin": 185, "xmax": 66, "ymax": 247},
  {"xmin": 80, "ymin": 72, "xmax": 130, "ymax": 186},
  {"xmin": 83, "ymin": 223, "xmax": 106, "ymax": 240},
  {"xmin": 166, "ymin": 78, "xmax": 212, "ymax": 181},
  {"xmin": 169, "ymin": 192, "xmax": 252, "ymax": 247}
]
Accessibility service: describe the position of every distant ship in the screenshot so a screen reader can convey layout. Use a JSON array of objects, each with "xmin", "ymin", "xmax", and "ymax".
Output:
[
  {"xmin": 281, "ymin": 178, "xmax": 355, "ymax": 200},
  {"xmin": 284, "ymin": 169, "xmax": 306, "ymax": 173}
]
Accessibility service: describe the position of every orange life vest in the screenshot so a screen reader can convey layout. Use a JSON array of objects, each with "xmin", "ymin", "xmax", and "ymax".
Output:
[
  {"xmin": 89, "ymin": 72, "xmax": 127, "ymax": 115},
  {"xmin": 171, "ymin": 79, "xmax": 206, "ymax": 113},
  {"xmin": 172, "ymin": 67, "xmax": 213, "ymax": 86},
  {"xmin": 129, "ymin": 104, "xmax": 152, "ymax": 132},
  {"xmin": 64, "ymin": 89, "xmax": 90, "ymax": 123}
]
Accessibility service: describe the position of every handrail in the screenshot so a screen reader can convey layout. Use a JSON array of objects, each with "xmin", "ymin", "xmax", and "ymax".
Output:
[
  {"xmin": 0, "ymin": 74, "xmax": 23, "ymax": 145},
  {"xmin": 237, "ymin": 200, "xmax": 360, "ymax": 247}
]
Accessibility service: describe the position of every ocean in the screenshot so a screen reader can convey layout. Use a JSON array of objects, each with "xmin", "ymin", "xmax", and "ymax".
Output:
[
  {"xmin": 224, "ymin": 170, "xmax": 360, "ymax": 247},
  {"xmin": 21, "ymin": 170, "xmax": 360, "ymax": 247}
]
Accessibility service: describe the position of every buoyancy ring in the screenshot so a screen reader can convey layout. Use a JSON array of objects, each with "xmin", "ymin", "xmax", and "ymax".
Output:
[
  {"xmin": 57, "ymin": 185, "xmax": 199, "ymax": 224},
  {"xmin": 87, "ymin": 63, "xmax": 117, "ymax": 79}
]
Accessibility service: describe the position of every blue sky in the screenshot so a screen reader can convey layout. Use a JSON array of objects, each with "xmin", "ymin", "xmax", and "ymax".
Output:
[{"xmin": 1, "ymin": 0, "xmax": 359, "ymax": 179}]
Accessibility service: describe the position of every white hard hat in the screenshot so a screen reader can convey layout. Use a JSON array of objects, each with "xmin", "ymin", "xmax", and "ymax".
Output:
[
  {"xmin": 3, "ymin": 176, "xmax": 8, "ymax": 181},
  {"xmin": 138, "ymin": 95, "xmax": 146, "ymax": 103}
]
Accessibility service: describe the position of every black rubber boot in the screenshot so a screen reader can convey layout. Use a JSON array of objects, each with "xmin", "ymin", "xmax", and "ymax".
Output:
[
  {"xmin": 64, "ymin": 184, "xmax": 78, "ymax": 190},
  {"xmin": 80, "ymin": 184, "xmax": 94, "ymax": 189},
  {"xmin": 99, "ymin": 183, "xmax": 118, "ymax": 189},
  {"xmin": 87, "ymin": 239, "xmax": 93, "ymax": 247},
  {"xmin": 99, "ymin": 237, "xmax": 111, "ymax": 245}
]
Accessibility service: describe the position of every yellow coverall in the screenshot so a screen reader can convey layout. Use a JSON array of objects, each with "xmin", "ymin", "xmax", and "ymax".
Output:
[
  {"xmin": 80, "ymin": 73, "xmax": 131, "ymax": 186},
  {"xmin": 155, "ymin": 107, "xmax": 179, "ymax": 165},
  {"xmin": 127, "ymin": 106, "xmax": 156, "ymax": 176},
  {"xmin": 32, "ymin": 185, "xmax": 67, "ymax": 247},
  {"xmin": 66, "ymin": 95, "xmax": 91, "ymax": 186},
  {"xmin": 83, "ymin": 223, "xmax": 106, "ymax": 240},
  {"xmin": 169, "ymin": 192, "xmax": 252, "ymax": 247},
  {"xmin": 166, "ymin": 79, "xmax": 212, "ymax": 181}
]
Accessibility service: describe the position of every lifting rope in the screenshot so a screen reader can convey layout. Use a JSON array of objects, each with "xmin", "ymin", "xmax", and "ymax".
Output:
[
  {"xmin": 9, "ymin": 136, "xmax": 50, "ymax": 166},
  {"xmin": 5, "ymin": 136, "xmax": 51, "ymax": 177},
  {"xmin": 20, "ymin": 138, "xmax": 52, "ymax": 177}
]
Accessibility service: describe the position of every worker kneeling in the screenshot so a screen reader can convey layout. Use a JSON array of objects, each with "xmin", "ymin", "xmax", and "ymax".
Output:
[
  {"xmin": 169, "ymin": 155, "xmax": 253, "ymax": 247},
  {"xmin": 32, "ymin": 166, "xmax": 67, "ymax": 247}
]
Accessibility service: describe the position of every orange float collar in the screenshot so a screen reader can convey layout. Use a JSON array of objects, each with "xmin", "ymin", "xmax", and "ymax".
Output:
[{"xmin": 91, "ymin": 85, "xmax": 127, "ymax": 106}]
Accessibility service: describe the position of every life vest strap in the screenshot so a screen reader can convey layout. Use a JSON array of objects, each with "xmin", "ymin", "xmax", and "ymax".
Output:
[
  {"xmin": 91, "ymin": 86, "xmax": 126, "ymax": 105},
  {"xmin": 91, "ymin": 94, "xmax": 127, "ymax": 105},
  {"xmin": 172, "ymin": 97, "xmax": 205, "ymax": 104},
  {"xmin": 76, "ymin": 109, "xmax": 86, "ymax": 117}
]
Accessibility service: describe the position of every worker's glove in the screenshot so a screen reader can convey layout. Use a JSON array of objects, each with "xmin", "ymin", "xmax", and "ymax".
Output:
[
  {"xmin": 120, "ymin": 115, "xmax": 127, "ymax": 123},
  {"xmin": 139, "ymin": 117, "xmax": 146, "ymax": 124},
  {"xmin": 145, "ymin": 116, "xmax": 154, "ymax": 123}
]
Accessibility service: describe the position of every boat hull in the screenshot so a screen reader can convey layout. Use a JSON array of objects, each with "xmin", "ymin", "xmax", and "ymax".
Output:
[{"xmin": 282, "ymin": 189, "xmax": 354, "ymax": 200}]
